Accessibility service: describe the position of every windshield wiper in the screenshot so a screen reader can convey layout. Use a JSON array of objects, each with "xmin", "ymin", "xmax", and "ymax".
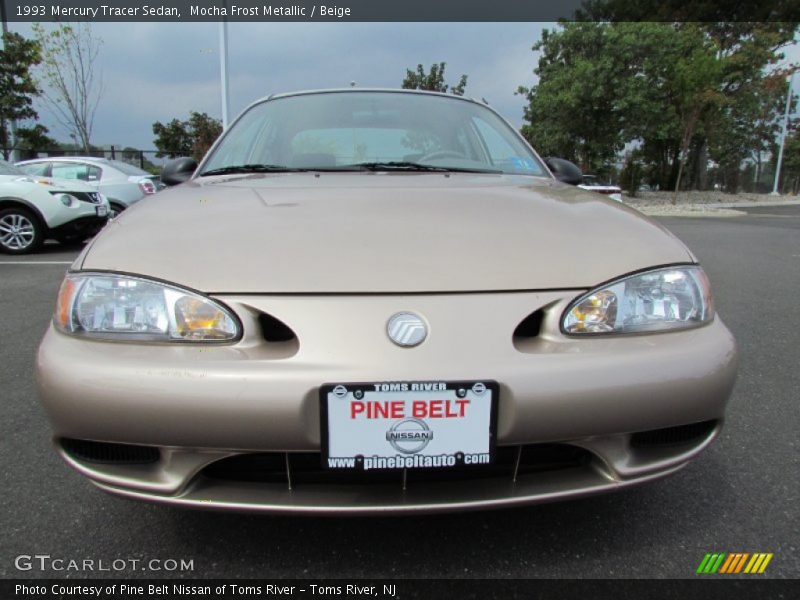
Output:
[
  {"xmin": 347, "ymin": 161, "xmax": 449, "ymax": 172},
  {"xmin": 199, "ymin": 164, "xmax": 297, "ymax": 176},
  {"xmin": 344, "ymin": 161, "xmax": 502, "ymax": 174},
  {"xmin": 200, "ymin": 162, "xmax": 504, "ymax": 176}
]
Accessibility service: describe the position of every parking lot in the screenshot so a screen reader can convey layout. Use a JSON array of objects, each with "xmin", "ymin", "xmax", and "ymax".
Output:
[{"xmin": 1, "ymin": 205, "xmax": 798, "ymax": 579}]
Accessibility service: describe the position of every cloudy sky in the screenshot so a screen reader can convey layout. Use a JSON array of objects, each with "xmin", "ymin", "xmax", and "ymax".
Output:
[
  {"xmin": 8, "ymin": 22, "xmax": 547, "ymax": 150},
  {"xmin": 7, "ymin": 21, "xmax": 799, "ymax": 151}
]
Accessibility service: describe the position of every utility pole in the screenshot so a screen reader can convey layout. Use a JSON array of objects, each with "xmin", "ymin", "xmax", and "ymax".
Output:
[
  {"xmin": 0, "ymin": 1, "xmax": 18, "ymax": 161},
  {"xmin": 219, "ymin": 12, "xmax": 230, "ymax": 129},
  {"xmin": 772, "ymin": 71, "xmax": 796, "ymax": 196}
]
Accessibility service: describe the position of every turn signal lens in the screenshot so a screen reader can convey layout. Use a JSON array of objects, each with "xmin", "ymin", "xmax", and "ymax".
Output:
[
  {"xmin": 174, "ymin": 296, "xmax": 235, "ymax": 340},
  {"xmin": 55, "ymin": 277, "xmax": 77, "ymax": 330},
  {"xmin": 562, "ymin": 266, "xmax": 714, "ymax": 335}
]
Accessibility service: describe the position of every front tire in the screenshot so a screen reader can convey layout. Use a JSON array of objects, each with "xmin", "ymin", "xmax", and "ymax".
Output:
[{"xmin": 0, "ymin": 207, "xmax": 44, "ymax": 254}]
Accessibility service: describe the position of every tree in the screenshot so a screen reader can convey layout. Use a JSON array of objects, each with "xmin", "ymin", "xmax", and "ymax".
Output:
[
  {"xmin": 776, "ymin": 117, "xmax": 800, "ymax": 194},
  {"xmin": 667, "ymin": 25, "xmax": 725, "ymax": 201},
  {"xmin": 402, "ymin": 62, "xmax": 467, "ymax": 96},
  {"xmin": 518, "ymin": 19, "xmax": 797, "ymax": 192},
  {"xmin": 0, "ymin": 32, "xmax": 42, "ymax": 159},
  {"xmin": 14, "ymin": 124, "xmax": 58, "ymax": 159},
  {"xmin": 702, "ymin": 23, "xmax": 795, "ymax": 192},
  {"xmin": 32, "ymin": 23, "xmax": 103, "ymax": 154},
  {"xmin": 152, "ymin": 112, "xmax": 222, "ymax": 161},
  {"xmin": 517, "ymin": 22, "xmax": 669, "ymax": 175}
]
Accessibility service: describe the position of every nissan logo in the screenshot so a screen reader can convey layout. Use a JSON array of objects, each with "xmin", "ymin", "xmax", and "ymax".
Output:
[
  {"xmin": 387, "ymin": 312, "xmax": 427, "ymax": 347},
  {"xmin": 386, "ymin": 418, "xmax": 433, "ymax": 454}
]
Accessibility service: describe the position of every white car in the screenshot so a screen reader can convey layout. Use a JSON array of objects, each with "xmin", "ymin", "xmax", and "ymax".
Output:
[
  {"xmin": 0, "ymin": 160, "xmax": 110, "ymax": 254},
  {"xmin": 16, "ymin": 157, "xmax": 162, "ymax": 218},
  {"xmin": 578, "ymin": 175, "xmax": 623, "ymax": 202}
]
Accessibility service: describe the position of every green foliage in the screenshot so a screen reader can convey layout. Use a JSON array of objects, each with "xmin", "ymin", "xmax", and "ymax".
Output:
[
  {"xmin": 619, "ymin": 150, "xmax": 645, "ymax": 197},
  {"xmin": 518, "ymin": 20, "xmax": 797, "ymax": 192},
  {"xmin": 0, "ymin": 32, "xmax": 42, "ymax": 156},
  {"xmin": 152, "ymin": 112, "xmax": 223, "ymax": 161},
  {"xmin": 780, "ymin": 118, "xmax": 800, "ymax": 193},
  {"xmin": 14, "ymin": 124, "xmax": 58, "ymax": 159},
  {"xmin": 402, "ymin": 62, "xmax": 467, "ymax": 96}
]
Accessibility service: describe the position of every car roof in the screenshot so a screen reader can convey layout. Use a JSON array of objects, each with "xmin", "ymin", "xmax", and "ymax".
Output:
[
  {"xmin": 17, "ymin": 156, "xmax": 111, "ymax": 165},
  {"xmin": 248, "ymin": 87, "xmax": 488, "ymax": 111}
]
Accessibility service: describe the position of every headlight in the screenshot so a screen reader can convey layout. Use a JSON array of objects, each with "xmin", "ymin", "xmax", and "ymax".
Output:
[
  {"xmin": 54, "ymin": 273, "xmax": 240, "ymax": 342},
  {"xmin": 58, "ymin": 194, "xmax": 76, "ymax": 207},
  {"xmin": 562, "ymin": 266, "xmax": 714, "ymax": 335}
]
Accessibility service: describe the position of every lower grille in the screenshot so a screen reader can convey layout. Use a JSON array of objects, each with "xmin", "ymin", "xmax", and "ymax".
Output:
[
  {"xmin": 202, "ymin": 444, "xmax": 592, "ymax": 487},
  {"xmin": 631, "ymin": 420, "xmax": 717, "ymax": 448},
  {"xmin": 61, "ymin": 438, "xmax": 160, "ymax": 465}
]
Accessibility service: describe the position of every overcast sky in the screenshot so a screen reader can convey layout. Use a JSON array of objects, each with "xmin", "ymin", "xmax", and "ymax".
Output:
[
  {"xmin": 8, "ymin": 22, "xmax": 547, "ymax": 150},
  {"xmin": 8, "ymin": 22, "xmax": 799, "ymax": 151}
]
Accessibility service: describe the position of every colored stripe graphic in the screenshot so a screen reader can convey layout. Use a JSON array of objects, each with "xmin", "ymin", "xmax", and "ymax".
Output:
[
  {"xmin": 744, "ymin": 553, "xmax": 774, "ymax": 574},
  {"xmin": 733, "ymin": 553, "xmax": 749, "ymax": 573},
  {"xmin": 699, "ymin": 553, "xmax": 726, "ymax": 573},
  {"xmin": 698, "ymin": 552, "xmax": 773, "ymax": 574},
  {"xmin": 697, "ymin": 554, "xmax": 713, "ymax": 574},
  {"xmin": 719, "ymin": 554, "xmax": 736, "ymax": 573}
]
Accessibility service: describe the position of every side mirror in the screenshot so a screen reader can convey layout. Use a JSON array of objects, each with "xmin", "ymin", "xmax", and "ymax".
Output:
[
  {"xmin": 161, "ymin": 157, "xmax": 198, "ymax": 186},
  {"xmin": 544, "ymin": 157, "xmax": 583, "ymax": 186}
]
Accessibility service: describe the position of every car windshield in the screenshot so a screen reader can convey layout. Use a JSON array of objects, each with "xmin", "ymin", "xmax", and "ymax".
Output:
[
  {"xmin": 0, "ymin": 160, "xmax": 28, "ymax": 176},
  {"xmin": 201, "ymin": 91, "xmax": 547, "ymax": 176}
]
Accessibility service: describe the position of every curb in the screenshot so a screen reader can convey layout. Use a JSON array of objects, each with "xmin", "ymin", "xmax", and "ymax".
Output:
[{"xmin": 627, "ymin": 199, "xmax": 800, "ymax": 218}]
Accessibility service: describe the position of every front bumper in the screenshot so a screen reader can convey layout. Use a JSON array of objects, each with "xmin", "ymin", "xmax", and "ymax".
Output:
[{"xmin": 36, "ymin": 290, "xmax": 738, "ymax": 513}]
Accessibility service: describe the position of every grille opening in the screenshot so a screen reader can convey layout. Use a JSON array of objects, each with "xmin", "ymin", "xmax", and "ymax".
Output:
[
  {"xmin": 258, "ymin": 312, "xmax": 296, "ymax": 343},
  {"xmin": 513, "ymin": 310, "xmax": 544, "ymax": 339},
  {"xmin": 201, "ymin": 444, "xmax": 592, "ymax": 487},
  {"xmin": 61, "ymin": 438, "xmax": 160, "ymax": 465},
  {"xmin": 631, "ymin": 420, "xmax": 717, "ymax": 448}
]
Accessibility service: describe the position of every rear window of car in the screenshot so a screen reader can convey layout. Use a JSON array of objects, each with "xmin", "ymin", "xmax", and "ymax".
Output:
[
  {"xmin": 0, "ymin": 160, "xmax": 35, "ymax": 175},
  {"xmin": 51, "ymin": 162, "xmax": 102, "ymax": 182},
  {"xmin": 15, "ymin": 162, "xmax": 48, "ymax": 176},
  {"xmin": 107, "ymin": 160, "xmax": 150, "ymax": 176}
]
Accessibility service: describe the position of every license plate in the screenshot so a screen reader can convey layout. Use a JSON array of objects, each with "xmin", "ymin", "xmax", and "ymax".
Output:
[
  {"xmin": 96, "ymin": 205, "xmax": 108, "ymax": 217},
  {"xmin": 321, "ymin": 380, "xmax": 497, "ymax": 471}
]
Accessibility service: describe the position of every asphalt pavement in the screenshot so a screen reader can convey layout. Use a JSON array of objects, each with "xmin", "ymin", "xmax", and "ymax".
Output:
[{"xmin": 1, "ymin": 206, "xmax": 798, "ymax": 580}]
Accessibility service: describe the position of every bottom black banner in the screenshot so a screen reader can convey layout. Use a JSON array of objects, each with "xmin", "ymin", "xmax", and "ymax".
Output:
[{"xmin": 2, "ymin": 579, "xmax": 797, "ymax": 600}]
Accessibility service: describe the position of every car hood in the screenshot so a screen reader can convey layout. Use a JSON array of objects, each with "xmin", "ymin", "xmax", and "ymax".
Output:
[{"xmin": 80, "ymin": 173, "xmax": 692, "ymax": 293}]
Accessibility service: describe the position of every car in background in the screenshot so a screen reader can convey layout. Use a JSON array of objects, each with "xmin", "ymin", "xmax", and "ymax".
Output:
[
  {"xmin": 16, "ymin": 157, "xmax": 162, "ymax": 218},
  {"xmin": 578, "ymin": 175, "xmax": 623, "ymax": 202},
  {"xmin": 0, "ymin": 160, "xmax": 109, "ymax": 254}
]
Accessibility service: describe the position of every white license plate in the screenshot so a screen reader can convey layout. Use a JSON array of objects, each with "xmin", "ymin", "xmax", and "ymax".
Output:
[
  {"xmin": 321, "ymin": 381, "xmax": 497, "ymax": 471},
  {"xmin": 96, "ymin": 205, "xmax": 108, "ymax": 217}
]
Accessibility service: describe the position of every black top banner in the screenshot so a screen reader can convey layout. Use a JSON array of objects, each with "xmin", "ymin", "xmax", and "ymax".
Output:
[{"xmin": 1, "ymin": 0, "xmax": 798, "ymax": 22}]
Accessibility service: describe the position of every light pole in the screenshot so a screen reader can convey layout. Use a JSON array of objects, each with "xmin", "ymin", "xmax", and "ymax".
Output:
[
  {"xmin": 0, "ymin": 2, "xmax": 18, "ymax": 161},
  {"xmin": 771, "ymin": 70, "xmax": 796, "ymax": 196},
  {"xmin": 219, "ymin": 16, "xmax": 230, "ymax": 129}
]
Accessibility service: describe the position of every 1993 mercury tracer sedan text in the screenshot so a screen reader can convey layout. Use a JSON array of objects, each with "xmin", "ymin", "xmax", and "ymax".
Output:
[{"xmin": 36, "ymin": 89, "xmax": 738, "ymax": 513}]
